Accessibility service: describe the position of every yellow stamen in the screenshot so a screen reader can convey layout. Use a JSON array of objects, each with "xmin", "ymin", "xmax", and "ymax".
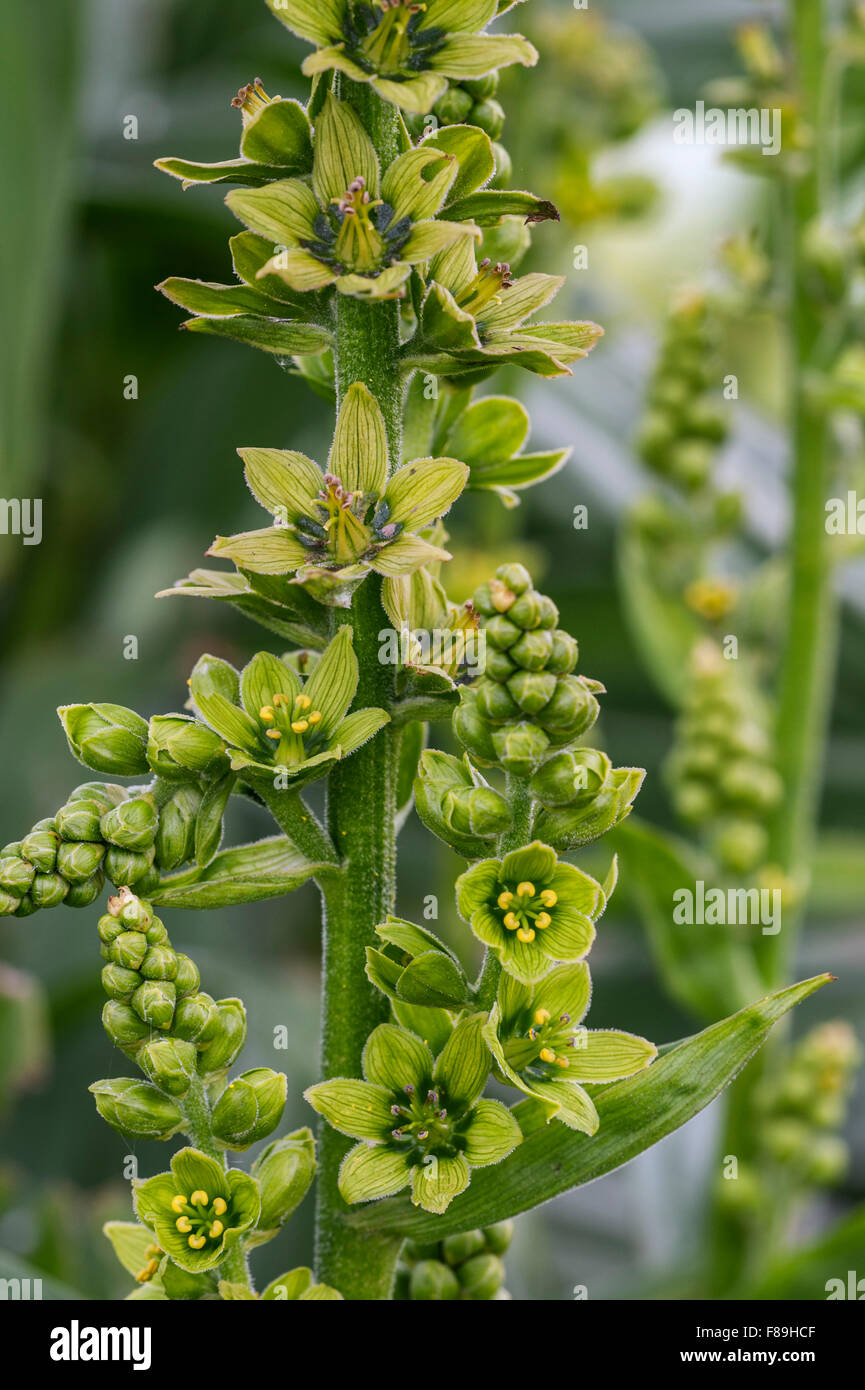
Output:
[
  {"xmin": 516, "ymin": 926, "xmax": 536, "ymax": 944},
  {"xmin": 540, "ymin": 889, "xmax": 558, "ymax": 907},
  {"xmin": 533, "ymin": 1008, "xmax": 551, "ymax": 1026},
  {"xmin": 188, "ymin": 1234, "xmax": 207, "ymax": 1250},
  {"xmin": 266, "ymin": 729, "xmax": 282, "ymax": 740},
  {"xmin": 273, "ymin": 692, "xmax": 288, "ymax": 707},
  {"xmin": 209, "ymin": 1221, "xmax": 224, "ymax": 1238},
  {"xmin": 135, "ymin": 1259, "xmax": 159, "ymax": 1283},
  {"xmin": 175, "ymin": 1216, "xmax": 192, "ymax": 1234},
  {"xmin": 503, "ymin": 912, "xmax": 520, "ymax": 931},
  {"xmin": 308, "ymin": 710, "xmax": 323, "ymax": 725},
  {"xmin": 259, "ymin": 706, "xmax": 275, "ymax": 722},
  {"xmin": 516, "ymin": 881, "xmax": 535, "ymax": 898},
  {"xmin": 294, "ymin": 694, "xmax": 312, "ymax": 711},
  {"xmin": 291, "ymin": 719, "xmax": 309, "ymax": 734},
  {"xmin": 212, "ymin": 1197, "xmax": 227, "ymax": 1216},
  {"xmin": 170, "ymin": 1194, "xmax": 188, "ymax": 1213},
  {"xmin": 539, "ymin": 1047, "xmax": 556, "ymax": 1064},
  {"xmin": 535, "ymin": 912, "xmax": 552, "ymax": 930},
  {"xmin": 497, "ymin": 891, "xmax": 514, "ymax": 909},
  {"xmin": 555, "ymin": 1056, "xmax": 570, "ymax": 1069},
  {"xmin": 190, "ymin": 1190, "xmax": 209, "ymax": 1206}
]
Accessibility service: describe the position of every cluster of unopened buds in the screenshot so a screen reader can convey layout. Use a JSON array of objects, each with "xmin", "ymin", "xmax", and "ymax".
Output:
[{"xmin": 396, "ymin": 1222, "xmax": 514, "ymax": 1300}]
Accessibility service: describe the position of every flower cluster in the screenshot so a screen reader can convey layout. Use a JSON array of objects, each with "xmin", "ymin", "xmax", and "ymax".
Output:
[
  {"xmin": 666, "ymin": 642, "xmax": 783, "ymax": 874},
  {"xmin": 396, "ymin": 1221, "xmax": 514, "ymax": 1300}
]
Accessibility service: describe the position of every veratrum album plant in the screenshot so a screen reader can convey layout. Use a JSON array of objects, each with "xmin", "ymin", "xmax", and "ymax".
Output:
[{"xmin": 0, "ymin": 0, "xmax": 831, "ymax": 1301}]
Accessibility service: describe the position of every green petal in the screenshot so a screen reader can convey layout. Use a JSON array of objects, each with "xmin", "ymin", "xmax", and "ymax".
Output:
[
  {"xmin": 240, "ymin": 99, "xmax": 313, "ymax": 169},
  {"xmin": 501, "ymin": 840, "xmax": 558, "ymax": 885},
  {"xmin": 402, "ymin": 220, "xmax": 478, "ymax": 265},
  {"xmin": 303, "ymin": 45, "xmax": 372, "ymax": 85},
  {"xmin": 384, "ymin": 457, "xmax": 468, "ymax": 529},
  {"xmin": 313, "ymin": 94, "xmax": 379, "ymax": 208},
  {"xmin": 189, "ymin": 652, "xmax": 240, "ymax": 706},
  {"xmin": 171, "ymin": 1147, "xmax": 231, "ymax": 1201},
  {"xmin": 363, "ymin": 1023, "xmax": 433, "ymax": 1093},
  {"xmin": 480, "ymin": 272, "xmax": 565, "ymax": 331},
  {"xmin": 430, "ymin": 33, "xmax": 538, "ymax": 78},
  {"xmin": 264, "ymin": 0, "xmax": 344, "ymax": 46},
  {"xmin": 430, "ymin": 235, "xmax": 479, "ymax": 297},
  {"xmin": 335, "ymin": 265, "xmax": 413, "ymax": 300},
  {"xmin": 469, "ymin": 905, "xmax": 506, "ymax": 951},
  {"xmin": 230, "ymin": 231, "xmax": 312, "ymax": 308},
  {"xmin": 240, "ymin": 652, "xmax": 301, "ymax": 719},
  {"xmin": 239, "ymin": 447, "xmax": 324, "ymax": 522},
  {"xmin": 299, "ymin": 1283, "xmax": 344, "ymax": 1300},
  {"xmin": 422, "ymin": 124, "xmax": 495, "ymax": 204},
  {"xmin": 422, "ymin": 283, "xmax": 482, "ymax": 351},
  {"xmin": 392, "ymin": 1002, "xmax": 455, "ymax": 1056},
  {"xmin": 381, "ymin": 148, "xmax": 457, "ymax": 224},
  {"xmin": 225, "ymin": 1168, "xmax": 262, "ymax": 1230},
  {"xmin": 207, "ymin": 527, "xmax": 311, "ymax": 575},
  {"xmin": 549, "ymin": 861, "xmax": 603, "ymax": 917},
  {"xmin": 433, "ymin": 1011, "xmax": 490, "ymax": 1110},
  {"xmin": 370, "ymin": 72, "xmax": 448, "ymax": 115},
  {"xmin": 517, "ymin": 321, "xmax": 605, "ymax": 352},
  {"xmin": 328, "ymin": 382, "xmax": 388, "ymax": 497},
  {"xmin": 154, "ymin": 155, "xmax": 288, "ymax": 188},
  {"xmin": 531, "ymin": 1079, "xmax": 599, "ymax": 1134},
  {"xmin": 132, "ymin": 1172, "xmax": 177, "ymax": 1230},
  {"xmin": 570, "ymin": 1030, "xmax": 657, "ymax": 1084},
  {"xmin": 499, "ymin": 931, "xmax": 552, "ymax": 985},
  {"xmin": 181, "ymin": 315, "xmax": 331, "ymax": 356},
  {"xmin": 260, "ymin": 1267, "xmax": 313, "ymax": 1301},
  {"xmin": 369, "ymin": 533, "xmax": 451, "ymax": 577},
  {"xmin": 456, "ymin": 858, "xmax": 501, "ymax": 919},
  {"xmin": 226, "ymin": 179, "xmax": 319, "ymax": 245},
  {"xmin": 410, "ymin": 1152, "xmax": 470, "ymax": 1213},
  {"xmin": 258, "ymin": 249, "xmax": 338, "ymax": 293},
  {"xmin": 301, "ymin": 626, "xmax": 359, "ymax": 737},
  {"xmin": 533, "ymin": 962, "xmax": 592, "ymax": 1028},
  {"xmin": 158, "ymin": 277, "xmax": 276, "ymax": 318},
  {"xmin": 304, "ymin": 1078, "xmax": 396, "ymax": 1140},
  {"xmin": 460, "ymin": 1098, "xmax": 522, "ymax": 1166},
  {"xmin": 423, "ymin": 0, "xmax": 497, "ymax": 32},
  {"xmin": 539, "ymin": 909, "xmax": 595, "ymax": 964},
  {"xmin": 497, "ymin": 971, "xmax": 534, "ymax": 1032},
  {"xmin": 339, "ymin": 1143, "xmax": 412, "ymax": 1203},
  {"xmin": 333, "ymin": 707, "xmax": 390, "ymax": 755},
  {"xmin": 444, "ymin": 396, "xmax": 529, "ymax": 468}
]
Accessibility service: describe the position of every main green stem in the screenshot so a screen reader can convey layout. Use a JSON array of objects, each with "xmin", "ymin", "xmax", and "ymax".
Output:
[{"xmin": 312, "ymin": 83, "xmax": 406, "ymax": 1299}]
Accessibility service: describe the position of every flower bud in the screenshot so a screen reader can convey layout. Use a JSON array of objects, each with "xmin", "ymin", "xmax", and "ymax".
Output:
[
  {"xmin": 458, "ymin": 1252, "xmax": 504, "ymax": 1299},
  {"xmin": 476, "ymin": 679, "xmax": 519, "ymax": 723},
  {"xmin": 102, "ymin": 963, "xmax": 142, "ymax": 1000},
  {"xmin": 138, "ymin": 1038, "xmax": 198, "ymax": 1097},
  {"xmin": 154, "ymin": 784, "xmax": 202, "ymax": 870},
  {"xmin": 508, "ymin": 629, "xmax": 554, "ymax": 672},
  {"xmin": 443, "ymin": 786, "xmax": 511, "ymax": 839},
  {"xmin": 453, "ymin": 696, "xmax": 498, "ymax": 763},
  {"xmin": 433, "ymin": 86, "xmax": 473, "ymax": 124},
  {"xmin": 252, "ymin": 1129, "xmax": 316, "ymax": 1235},
  {"xmin": 102, "ymin": 999, "xmax": 152, "ymax": 1050},
  {"xmin": 89, "ymin": 1077, "xmax": 183, "ymax": 1140},
  {"xmin": 131, "ymin": 980, "xmax": 176, "ymax": 1031},
  {"xmin": 104, "ymin": 846, "xmax": 156, "ymax": 888},
  {"xmin": 173, "ymin": 991, "xmax": 220, "ymax": 1045},
  {"xmin": 464, "ymin": 72, "xmax": 499, "ymax": 101},
  {"xmin": 714, "ymin": 819, "xmax": 768, "ymax": 874},
  {"xmin": 490, "ymin": 722, "xmax": 550, "ymax": 776},
  {"xmin": 485, "ymin": 615, "xmax": 521, "ymax": 651},
  {"xmin": 507, "ymin": 670, "xmax": 557, "ymax": 714},
  {"xmin": 529, "ymin": 749, "xmax": 610, "ymax": 808},
  {"xmin": 139, "ymin": 946, "xmax": 178, "ymax": 981},
  {"xmin": 442, "ymin": 1230, "xmax": 486, "ymax": 1266},
  {"xmin": 100, "ymin": 796, "xmax": 158, "ymax": 852},
  {"xmin": 537, "ymin": 676, "xmax": 599, "ymax": 736},
  {"xmin": 0, "ymin": 890, "xmax": 22, "ymax": 916},
  {"xmin": 211, "ymin": 1068, "xmax": 287, "ymax": 1150},
  {"xmin": 547, "ymin": 631, "xmax": 578, "ymax": 675},
  {"xmin": 484, "ymin": 649, "xmax": 516, "ymax": 683},
  {"xmin": 198, "ymin": 998, "xmax": 247, "ymax": 1074},
  {"xmin": 173, "ymin": 954, "xmax": 201, "ymax": 999},
  {"xmin": 134, "ymin": 864, "xmax": 162, "ymax": 897},
  {"xmin": 20, "ymin": 826, "xmax": 59, "ymax": 873},
  {"xmin": 108, "ymin": 887, "xmax": 153, "ymax": 931},
  {"xmin": 0, "ymin": 854, "xmax": 35, "ymax": 897},
  {"xmin": 65, "ymin": 871, "xmax": 106, "ymax": 908},
  {"xmin": 495, "ymin": 563, "xmax": 532, "ymax": 595},
  {"xmin": 483, "ymin": 1220, "xmax": 514, "ymax": 1255},
  {"xmin": 146, "ymin": 916, "xmax": 169, "ymax": 945},
  {"xmin": 410, "ymin": 1260, "xmax": 459, "ymax": 1300},
  {"xmin": 470, "ymin": 98, "xmax": 505, "ymax": 140},
  {"xmin": 58, "ymin": 703, "xmax": 149, "ymax": 777},
  {"xmin": 30, "ymin": 873, "xmax": 68, "ymax": 909},
  {"xmin": 146, "ymin": 714, "xmax": 228, "ymax": 780},
  {"xmin": 55, "ymin": 799, "xmax": 105, "ymax": 843},
  {"xmin": 804, "ymin": 1135, "xmax": 848, "ymax": 1186},
  {"xmin": 69, "ymin": 781, "xmax": 129, "ymax": 812},
  {"xmin": 110, "ymin": 931, "xmax": 149, "ymax": 971},
  {"xmin": 56, "ymin": 840, "xmax": 105, "ymax": 884},
  {"xmin": 719, "ymin": 761, "xmax": 783, "ymax": 813},
  {"xmin": 490, "ymin": 141, "xmax": 512, "ymax": 188}
]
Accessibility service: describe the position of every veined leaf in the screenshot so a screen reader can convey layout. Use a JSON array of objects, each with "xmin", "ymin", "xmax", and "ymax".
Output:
[
  {"xmin": 151, "ymin": 836, "xmax": 330, "ymax": 907},
  {"xmin": 346, "ymin": 974, "xmax": 833, "ymax": 1238},
  {"xmin": 181, "ymin": 316, "xmax": 331, "ymax": 357}
]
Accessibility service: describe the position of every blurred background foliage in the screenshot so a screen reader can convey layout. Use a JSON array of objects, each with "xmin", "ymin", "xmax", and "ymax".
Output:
[{"xmin": 0, "ymin": 0, "xmax": 863, "ymax": 1300}]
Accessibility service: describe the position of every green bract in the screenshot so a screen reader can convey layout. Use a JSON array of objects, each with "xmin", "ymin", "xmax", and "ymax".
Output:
[
  {"xmin": 134, "ymin": 1148, "xmax": 261, "ymax": 1273},
  {"xmin": 456, "ymin": 841, "xmax": 607, "ymax": 984},
  {"xmin": 305, "ymin": 1017, "xmax": 521, "ymax": 1213},
  {"xmin": 156, "ymin": 78, "xmax": 314, "ymax": 188},
  {"xmin": 187, "ymin": 629, "xmax": 389, "ymax": 785},
  {"xmin": 225, "ymin": 94, "xmax": 477, "ymax": 300},
  {"xmin": 266, "ymin": 0, "xmax": 537, "ymax": 116},
  {"xmin": 483, "ymin": 963, "xmax": 657, "ymax": 1132},
  {"xmin": 208, "ymin": 382, "xmax": 467, "ymax": 590}
]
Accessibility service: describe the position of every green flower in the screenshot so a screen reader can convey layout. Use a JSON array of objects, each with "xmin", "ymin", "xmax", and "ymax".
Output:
[
  {"xmin": 257, "ymin": 1268, "xmax": 342, "ymax": 1301},
  {"xmin": 134, "ymin": 1148, "xmax": 260, "ymax": 1274},
  {"xmin": 416, "ymin": 237, "xmax": 603, "ymax": 377},
  {"xmin": 208, "ymin": 382, "xmax": 467, "ymax": 586},
  {"xmin": 266, "ymin": 0, "xmax": 537, "ymax": 116},
  {"xmin": 305, "ymin": 1016, "xmax": 521, "ymax": 1214},
  {"xmin": 529, "ymin": 749, "xmax": 645, "ymax": 850},
  {"xmin": 225, "ymin": 94, "xmax": 477, "ymax": 301},
  {"xmin": 483, "ymin": 964, "xmax": 657, "ymax": 1132},
  {"xmin": 456, "ymin": 840, "xmax": 607, "ymax": 984},
  {"xmin": 156, "ymin": 78, "xmax": 314, "ymax": 189},
  {"xmin": 188, "ymin": 628, "xmax": 389, "ymax": 786}
]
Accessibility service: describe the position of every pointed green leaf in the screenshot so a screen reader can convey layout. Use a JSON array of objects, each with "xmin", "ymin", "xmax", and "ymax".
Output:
[
  {"xmin": 159, "ymin": 278, "xmax": 277, "ymax": 317},
  {"xmin": 154, "ymin": 156, "xmax": 290, "ymax": 188},
  {"xmin": 183, "ymin": 315, "xmax": 331, "ymax": 357},
  {"xmin": 444, "ymin": 396, "xmax": 529, "ymax": 466},
  {"xmin": 151, "ymin": 837, "xmax": 328, "ymax": 908}
]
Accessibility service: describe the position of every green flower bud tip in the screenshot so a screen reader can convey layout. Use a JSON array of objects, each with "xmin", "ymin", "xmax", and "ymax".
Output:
[
  {"xmin": 138, "ymin": 1038, "xmax": 199, "ymax": 1097},
  {"xmin": 173, "ymin": 992, "xmax": 220, "ymax": 1046},
  {"xmin": 211, "ymin": 1068, "xmax": 287, "ymax": 1150},
  {"xmin": 154, "ymin": 784, "xmax": 202, "ymax": 870},
  {"xmin": 100, "ymin": 796, "xmax": 158, "ymax": 852},
  {"xmin": 173, "ymin": 954, "xmax": 201, "ymax": 999},
  {"xmin": 58, "ymin": 703, "xmax": 149, "ymax": 777},
  {"xmin": 0, "ymin": 854, "xmax": 35, "ymax": 897},
  {"xmin": 131, "ymin": 980, "xmax": 177, "ymax": 1032},
  {"xmin": 139, "ymin": 946, "xmax": 179, "ymax": 982},
  {"xmin": 90, "ymin": 1077, "xmax": 183, "ymax": 1141},
  {"xmin": 30, "ymin": 873, "xmax": 69, "ymax": 909},
  {"xmin": 110, "ymin": 930, "xmax": 149, "ymax": 971},
  {"xmin": 65, "ymin": 871, "xmax": 105, "ymax": 908},
  {"xmin": 198, "ymin": 999, "xmax": 247, "ymax": 1074},
  {"xmin": 102, "ymin": 999, "xmax": 152, "ymax": 1050},
  {"xmin": 104, "ymin": 846, "xmax": 156, "ymax": 888},
  {"xmin": 55, "ymin": 798, "xmax": 104, "ymax": 843},
  {"xmin": 20, "ymin": 827, "xmax": 59, "ymax": 873},
  {"xmin": 56, "ymin": 840, "xmax": 105, "ymax": 883},
  {"xmin": 147, "ymin": 714, "xmax": 228, "ymax": 779},
  {"xmin": 483, "ymin": 1220, "xmax": 514, "ymax": 1255},
  {"xmin": 102, "ymin": 962, "xmax": 143, "ymax": 1001},
  {"xmin": 107, "ymin": 886, "xmax": 153, "ymax": 931}
]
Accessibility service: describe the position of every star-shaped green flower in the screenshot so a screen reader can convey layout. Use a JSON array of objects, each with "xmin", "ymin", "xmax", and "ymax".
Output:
[
  {"xmin": 188, "ymin": 628, "xmax": 389, "ymax": 785},
  {"xmin": 224, "ymin": 93, "xmax": 478, "ymax": 301},
  {"xmin": 265, "ymin": 0, "xmax": 537, "ymax": 115},
  {"xmin": 415, "ymin": 237, "xmax": 604, "ymax": 377},
  {"xmin": 456, "ymin": 840, "xmax": 608, "ymax": 984},
  {"xmin": 133, "ymin": 1147, "xmax": 260, "ymax": 1274},
  {"xmin": 305, "ymin": 1016, "xmax": 521, "ymax": 1214},
  {"xmin": 483, "ymin": 963, "xmax": 657, "ymax": 1133},
  {"xmin": 208, "ymin": 381, "xmax": 467, "ymax": 588}
]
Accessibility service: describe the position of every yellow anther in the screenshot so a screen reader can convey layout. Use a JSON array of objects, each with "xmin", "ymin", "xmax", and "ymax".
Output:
[
  {"xmin": 308, "ymin": 710, "xmax": 323, "ymax": 725},
  {"xmin": 170, "ymin": 1194, "xmax": 188, "ymax": 1213},
  {"xmin": 188, "ymin": 1234, "xmax": 207, "ymax": 1250},
  {"xmin": 294, "ymin": 694, "xmax": 312, "ymax": 711},
  {"xmin": 212, "ymin": 1197, "xmax": 227, "ymax": 1216},
  {"xmin": 259, "ymin": 706, "xmax": 275, "ymax": 722},
  {"xmin": 291, "ymin": 719, "xmax": 309, "ymax": 734},
  {"xmin": 503, "ymin": 912, "xmax": 520, "ymax": 931},
  {"xmin": 516, "ymin": 881, "xmax": 535, "ymax": 898},
  {"xmin": 555, "ymin": 1056, "xmax": 570, "ymax": 1069},
  {"xmin": 135, "ymin": 1259, "xmax": 159, "ymax": 1284},
  {"xmin": 539, "ymin": 1047, "xmax": 556, "ymax": 1064},
  {"xmin": 535, "ymin": 912, "xmax": 552, "ymax": 930},
  {"xmin": 539, "ymin": 889, "xmax": 558, "ymax": 908},
  {"xmin": 273, "ymin": 692, "xmax": 288, "ymax": 707},
  {"xmin": 266, "ymin": 729, "xmax": 282, "ymax": 740},
  {"xmin": 209, "ymin": 1221, "xmax": 224, "ymax": 1238},
  {"xmin": 516, "ymin": 926, "xmax": 536, "ymax": 944},
  {"xmin": 497, "ymin": 891, "xmax": 514, "ymax": 909},
  {"xmin": 190, "ymin": 1190, "xmax": 209, "ymax": 1207},
  {"xmin": 533, "ymin": 1008, "xmax": 551, "ymax": 1026},
  {"xmin": 175, "ymin": 1216, "xmax": 192, "ymax": 1234}
]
